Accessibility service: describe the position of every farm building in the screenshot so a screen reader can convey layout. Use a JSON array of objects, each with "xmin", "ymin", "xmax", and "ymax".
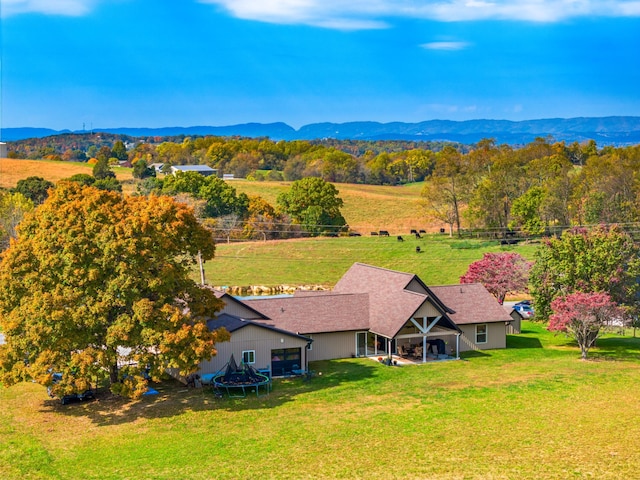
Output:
[
  {"xmin": 149, "ymin": 162, "xmax": 165, "ymax": 173},
  {"xmin": 170, "ymin": 165, "xmax": 217, "ymax": 176},
  {"xmin": 0, "ymin": 142, "xmax": 7, "ymax": 158},
  {"xmin": 200, "ymin": 263, "xmax": 514, "ymax": 377}
]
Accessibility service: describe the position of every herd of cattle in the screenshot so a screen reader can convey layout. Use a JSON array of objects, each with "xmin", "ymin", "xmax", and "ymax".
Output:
[{"xmin": 370, "ymin": 229, "xmax": 426, "ymax": 241}]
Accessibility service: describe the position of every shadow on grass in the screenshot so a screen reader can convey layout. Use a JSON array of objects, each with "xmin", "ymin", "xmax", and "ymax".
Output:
[
  {"xmin": 507, "ymin": 335, "xmax": 543, "ymax": 349},
  {"xmin": 38, "ymin": 358, "xmax": 378, "ymax": 426},
  {"xmin": 589, "ymin": 336, "xmax": 640, "ymax": 362},
  {"xmin": 459, "ymin": 350, "xmax": 491, "ymax": 359}
]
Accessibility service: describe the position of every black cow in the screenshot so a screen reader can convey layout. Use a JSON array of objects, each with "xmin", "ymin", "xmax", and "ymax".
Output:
[
  {"xmin": 415, "ymin": 232, "xmax": 421, "ymax": 239},
  {"xmin": 371, "ymin": 231, "xmax": 379, "ymax": 236},
  {"xmin": 416, "ymin": 246, "xmax": 421, "ymax": 253},
  {"xmin": 397, "ymin": 236, "xmax": 404, "ymax": 242},
  {"xmin": 379, "ymin": 230, "xmax": 390, "ymax": 237},
  {"xmin": 410, "ymin": 229, "xmax": 418, "ymax": 235},
  {"xmin": 419, "ymin": 229, "xmax": 426, "ymax": 234}
]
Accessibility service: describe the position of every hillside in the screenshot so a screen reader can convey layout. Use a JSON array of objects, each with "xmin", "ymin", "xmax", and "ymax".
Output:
[
  {"xmin": 206, "ymin": 235, "xmax": 539, "ymax": 289},
  {"xmin": 231, "ymin": 179, "xmax": 426, "ymax": 234},
  {"xmin": 0, "ymin": 158, "xmax": 133, "ymax": 189},
  {"xmin": 4, "ymin": 116, "xmax": 640, "ymax": 145},
  {"xmin": 0, "ymin": 159, "xmax": 429, "ymax": 233}
]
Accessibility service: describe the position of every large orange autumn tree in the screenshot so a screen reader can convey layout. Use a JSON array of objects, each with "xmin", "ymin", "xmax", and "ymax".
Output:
[{"xmin": 0, "ymin": 182, "xmax": 227, "ymax": 399}]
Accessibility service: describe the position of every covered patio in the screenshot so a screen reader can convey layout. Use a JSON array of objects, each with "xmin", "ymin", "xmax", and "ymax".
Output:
[
  {"xmin": 394, "ymin": 316, "xmax": 461, "ymax": 362},
  {"xmin": 357, "ymin": 315, "xmax": 461, "ymax": 363}
]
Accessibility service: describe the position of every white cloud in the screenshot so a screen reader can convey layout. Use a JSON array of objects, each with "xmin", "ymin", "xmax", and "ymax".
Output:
[
  {"xmin": 1, "ymin": 0, "xmax": 97, "ymax": 17},
  {"xmin": 421, "ymin": 41, "xmax": 470, "ymax": 50},
  {"xmin": 198, "ymin": 0, "xmax": 391, "ymax": 29},
  {"xmin": 616, "ymin": 1, "xmax": 640, "ymax": 15},
  {"xmin": 200, "ymin": 0, "xmax": 640, "ymax": 29},
  {"xmin": 6, "ymin": 0, "xmax": 640, "ymax": 24}
]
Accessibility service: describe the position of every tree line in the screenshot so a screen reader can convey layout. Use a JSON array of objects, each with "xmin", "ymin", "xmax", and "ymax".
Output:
[
  {"xmin": 421, "ymin": 138, "xmax": 640, "ymax": 236},
  {"xmin": 7, "ymin": 132, "xmax": 640, "ymax": 239},
  {"xmin": 8, "ymin": 133, "xmax": 458, "ymax": 185}
]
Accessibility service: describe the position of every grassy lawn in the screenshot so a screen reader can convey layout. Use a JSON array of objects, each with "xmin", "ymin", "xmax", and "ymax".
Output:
[
  {"xmin": 1, "ymin": 321, "xmax": 639, "ymax": 479},
  {"xmin": 207, "ymin": 235, "xmax": 540, "ymax": 288}
]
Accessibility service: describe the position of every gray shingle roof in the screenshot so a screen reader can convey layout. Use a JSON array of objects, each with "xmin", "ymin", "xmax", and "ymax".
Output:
[
  {"xmin": 207, "ymin": 313, "xmax": 310, "ymax": 341},
  {"xmin": 246, "ymin": 263, "xmax": 460, "ymax": 338},
  {"xmin": 333, "ymin": 263, "xmax": 458, "ymax": 337},
  {"xmin": 245, "ymin": 293, "xmax": 370, "ymax": 334},
  {"xmin": 430, "ymin": 283, "xmax": 513, "ymax": 324}
]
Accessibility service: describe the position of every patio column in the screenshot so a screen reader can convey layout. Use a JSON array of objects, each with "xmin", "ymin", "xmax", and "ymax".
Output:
[
  {"xmin": 422, "ymin": 335, "xmax": 427, "ymax": 362},
  {"xmin": 456, "ymin": 333, "xmax": 460, "ymax": 359}
]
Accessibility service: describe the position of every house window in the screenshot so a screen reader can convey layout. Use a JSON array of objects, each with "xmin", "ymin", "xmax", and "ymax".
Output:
[
  {"xmin": 476, "ymin": 324, "xmax": 488, "ymax": 344},
  {"xmin": 242, "ymin": 350, "xmax": 256, "ymax": 364}
]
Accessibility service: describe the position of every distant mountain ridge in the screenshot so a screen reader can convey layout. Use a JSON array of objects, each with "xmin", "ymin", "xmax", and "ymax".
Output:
[{"xmin": 3, "ymin": 116, "xmax": 640, "ymax": 145}]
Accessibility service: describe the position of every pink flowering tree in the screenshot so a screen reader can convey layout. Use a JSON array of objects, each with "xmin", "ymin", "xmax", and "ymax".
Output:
[
  {"xmin": 460, "ymin": 252, "xmax": 532, "ymax": 304},
  {"xmin": 548, "ymin": 292, "xmax": 622, "ymax": 360}
]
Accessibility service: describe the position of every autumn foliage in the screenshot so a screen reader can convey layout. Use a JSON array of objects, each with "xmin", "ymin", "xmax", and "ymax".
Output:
[
  {"xmin": 460, "ymin": 252, "xmax": 531, "ymax": 304},
  {"xmin": 0, "ymin": 182, "xmax": 228, "ymax": 399},
  {"xmin": 529, "ymin": 225, "xmax": 640, "ymax": 320},
  {"xmin": 548, "ymin": 292, "xmax": 622, "ymax": 360}
]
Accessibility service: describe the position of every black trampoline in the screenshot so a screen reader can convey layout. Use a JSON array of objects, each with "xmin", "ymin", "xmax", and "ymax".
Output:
[{"xmin": 213, "ymin": 354, "xmax": 271, "ymax": 398}]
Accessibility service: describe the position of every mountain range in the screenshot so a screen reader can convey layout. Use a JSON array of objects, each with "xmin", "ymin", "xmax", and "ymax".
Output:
[{"xmin": 3, "ymin": 116, "xmax": 640, "ymax": 145}]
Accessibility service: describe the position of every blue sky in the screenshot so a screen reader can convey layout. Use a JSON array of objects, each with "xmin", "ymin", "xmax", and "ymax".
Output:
[{"xmin": 1, "ymin": 0, "xmax": 639, "ymax": 130}]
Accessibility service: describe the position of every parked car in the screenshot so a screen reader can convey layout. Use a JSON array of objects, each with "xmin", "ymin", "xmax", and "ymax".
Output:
[
  {"xmin": 47, "ymin": 373, "xmax": 95, "ymax": 405},
  {"xmin": 513, "ymin": 303, "xmax": 535, "ymax": 318}
]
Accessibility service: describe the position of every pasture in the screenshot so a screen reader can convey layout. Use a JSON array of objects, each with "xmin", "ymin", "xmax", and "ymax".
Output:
[
  {"xmin": 2, "ymin": 322, "xmax": 639, "ymax": 479},
  {"xmin": 0, "ymin": 158, "xmax": 133, "ymax": 189},
  {"xmin": 1, "ymin": 158, "xmax": 429, "ymax": 233},
  {"xmin": 232, "ymin": 179, "xmax": 427, "ymax": 234},
  {"xmin": 207, "ymin": 235, "xmax": 539, "ymax": 288}
]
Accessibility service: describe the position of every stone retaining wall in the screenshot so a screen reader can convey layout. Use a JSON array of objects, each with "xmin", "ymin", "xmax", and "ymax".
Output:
[{"xmin": 216, "ymin": 284, "xmax": 329, "ymax": 296}]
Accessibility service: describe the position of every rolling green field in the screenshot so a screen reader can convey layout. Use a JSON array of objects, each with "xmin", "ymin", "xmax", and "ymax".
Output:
[
  {"xmin": 206, "ymin": 235, "xmax": 539, "ymax": 288},
  {"xmin": 2, "ymin": 322, "xmax": 639, "ymax": 479}
]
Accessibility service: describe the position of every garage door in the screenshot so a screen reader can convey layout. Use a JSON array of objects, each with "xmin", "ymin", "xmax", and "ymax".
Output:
[{"xmin": 271, "ymin": 348, "xmax": 301, "ymax": 376}]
